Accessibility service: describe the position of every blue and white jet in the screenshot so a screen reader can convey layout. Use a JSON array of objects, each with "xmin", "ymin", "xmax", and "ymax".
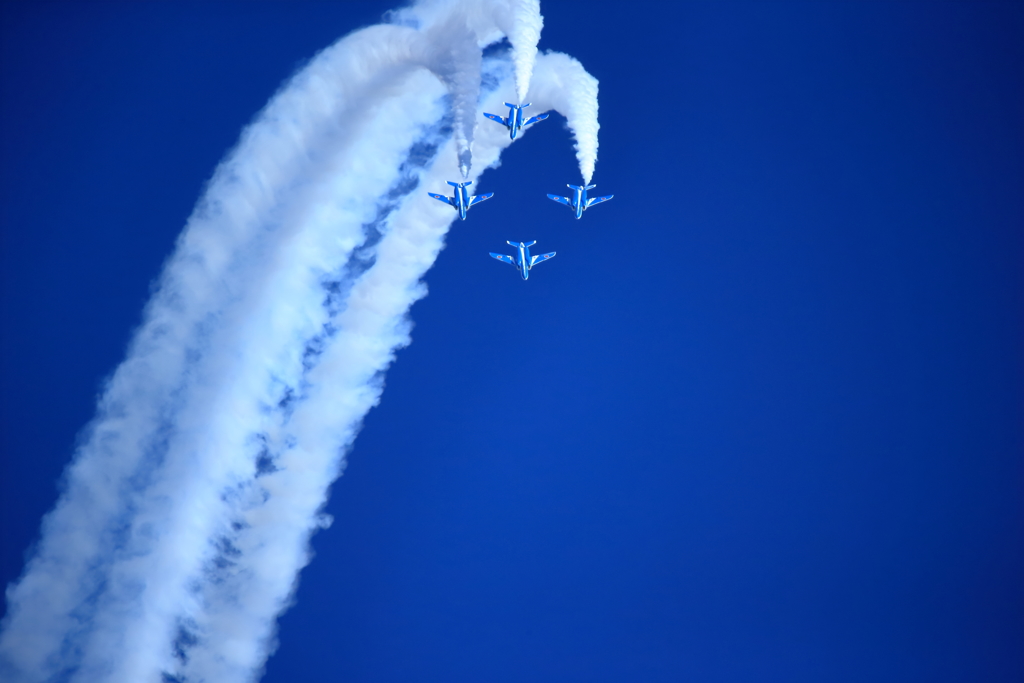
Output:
[
  {"xmin": 428, "ymin": 181, "xmax": 493, "ymax": 220},
  {"xmin": 489, "ymin": 240, "xmax": 556, "ymax": 280},
  {"xmin": 547, "ymin": 184, "xmax": 614, "ymax": 219},
  {"xmin": 483, "ymin": 103, "xmax": 549, "ymax": 140}
]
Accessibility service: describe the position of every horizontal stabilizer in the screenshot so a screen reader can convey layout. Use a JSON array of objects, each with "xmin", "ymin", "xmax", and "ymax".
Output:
[
  {"xmin": 585, "ymin": 184, "xmax": 597, "ymax": 190},
  {"xmin": 547, "ymin": 194, "xmax": 572, "ymax": 207},
  {"xmin": 586, "ymin": 195, "xmax": 613, "ymax": 207},
  {"xmin": 469, "ymin": 192, "xmax": 493, "ymax": 206},
  {"xmin": 428, "ymin": 193, "xmax": 454, "ymax": 206},
  {"xmin": 490, "ymin": 253, "xmax": 515, "ymax": 266},
  {"xmin": 447, "ymin": 180, "xmax": 469, "ymax": 188}
]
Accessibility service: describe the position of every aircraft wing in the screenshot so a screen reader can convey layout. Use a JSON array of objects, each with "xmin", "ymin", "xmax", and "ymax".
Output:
[
  {"xmin": 490, "ymin": 253, "xmax": 515, "ymax": 266},
  {"xmin": 586, "ymin": 194, "xmax": 614, "ymax": 207},
  {"xmin": 469, "ymin": 192, "xmax": 493, "ymax": 206},
  {"xmin": 524, "ymin": 113, "xmax": 550, "ymax": 126},
  {"xmin": 483, "ymin": 113, "xmax": 507, "ymax": 125},
  {"xmin": 547, "ymin": 194, "xmax": 572, "ymax": 206},
  {"xmin": 428, "ymin": 193, "xmax": 454, "ymax": 206},
  {"xmin": 530, "ymin": 252, "xmax": 556, "ymax": 266}
]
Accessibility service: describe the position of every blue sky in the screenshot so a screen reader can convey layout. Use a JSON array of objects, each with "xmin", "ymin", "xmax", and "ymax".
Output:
[{"xmin": 1, "ymin": 1, "xmax": 1022, "ymax": 681}]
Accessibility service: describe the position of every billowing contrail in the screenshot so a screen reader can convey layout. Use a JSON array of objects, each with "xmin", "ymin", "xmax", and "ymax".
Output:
[
  {"xmin": 0, "ymin": 2, "xmax": 599, "ymax": 681},
  {"xmin": 529, "ymin": 51, "xmax": 601, "ymax": 184},
  {"xmin": 504, "ymin": 0, "xmax": 544, "ymax": 102}
]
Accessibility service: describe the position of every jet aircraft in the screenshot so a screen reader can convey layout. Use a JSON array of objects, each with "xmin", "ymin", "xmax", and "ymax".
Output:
[
  {"xmin": 483, "ymin": 103, "xmax": 549, "ymax": 140},
  {"xmin": 489, "ymin": 241, "xmax": 556, "ymax": 280},
  {"xmin": 428, "ymin": 181, "xmax": 493, "ymax": 220},
  {"xmin": 547, "ymin": 184, "xmax": 614, "ymax": 219}
]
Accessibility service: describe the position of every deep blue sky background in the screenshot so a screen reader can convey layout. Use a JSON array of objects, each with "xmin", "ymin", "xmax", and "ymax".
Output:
[{"xmin": 2, "ymin": 1, "xmax": 1022, "ymax": 681}]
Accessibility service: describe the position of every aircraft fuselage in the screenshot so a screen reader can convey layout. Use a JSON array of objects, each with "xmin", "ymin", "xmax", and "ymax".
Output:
[
  {"xmin": 507, "ymin": 106, "xmax": 526, "ymax": 140},
  {"xmin": 453, "ymin": 184, "xmax": 471, "ymax": 220},
  {"xmin": 514, "ymin": 242, "xmax": 533, "ymax": 280},
  {"xmin": 570, "ymin": 186, "xmax": 586, "ymax": 219}
]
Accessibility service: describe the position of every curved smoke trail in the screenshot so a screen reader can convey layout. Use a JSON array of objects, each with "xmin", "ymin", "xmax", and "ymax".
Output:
[
  {"xmin": 0, "ymin": 2, "xmax": 598, "ymax": 681},
  {"xmin": 504, "ymin": 0, "xmax": 544, "ymax": 102},
  {"xmin": 530, "ymin": 51, "xmax": 601, "ymax": 184}
]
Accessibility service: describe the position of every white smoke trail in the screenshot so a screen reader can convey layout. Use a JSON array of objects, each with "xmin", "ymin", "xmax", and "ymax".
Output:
[
  {"xmin": 0, "ymin": 2, "xmax": 598, "ymax": 682},
  {"xmin": 70, "ymin": 67, "xmax": 456, "ymax": 683},
  {"xmin": 1, "ymin": 22, "xmax": 443, "ymax": 681},
  {"xmin": 173, "ymin": 71, "xmax": 524, "ymax": 678},
  {"xmin": 504, "ymin": 0, "xmax": 544, "ymax": 102},
  {"xmin": 529, "ymin": 51, "xmax": 600, "ymax": 184},
  {"xmin": 421, "ymin": 18, "xmax": 483, "ymax": 177},
  {"xmin": 396, "ymin": 0, "xmax": 544, "ymax": 176}
]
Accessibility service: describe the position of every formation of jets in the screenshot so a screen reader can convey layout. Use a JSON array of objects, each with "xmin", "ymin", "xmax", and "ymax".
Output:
[{"xmin": 427, "ymin": 102, "xmax": 615, "ymax": 281}]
